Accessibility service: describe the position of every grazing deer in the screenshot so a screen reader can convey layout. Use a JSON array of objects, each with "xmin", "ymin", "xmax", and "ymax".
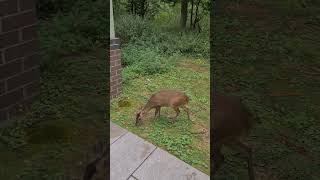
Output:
[
  {"xmin": 213, "ymin": 93, "xmax": 256, "ymax": 180},
  {"xmin": 135, "ymin": 89, "xmax": 191, "ymax": 125}
]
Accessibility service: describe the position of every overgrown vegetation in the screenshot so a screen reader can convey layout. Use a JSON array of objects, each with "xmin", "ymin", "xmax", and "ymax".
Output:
[
  {"xmin": 111, "ymin": 0, "xmax": 210, "ymax": 175},
  {"xmin": 213, "ymin": 0, "xmax": 320, "ymax": 179},
  {"xmin": 115, "ymin": 4, "xmax": 209, "ymax": 84},
  {"xmin": 0, "ymin": 1, "xmax": 107, "ymax": 179}
]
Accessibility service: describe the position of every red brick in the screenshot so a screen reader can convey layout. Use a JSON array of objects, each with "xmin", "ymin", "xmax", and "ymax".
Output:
[
  {"xmin": 22, "ymin": 24, "xmax": 37, "ymax": 41},
  {"xmin": 23, "ymin": 53, "xmax": 39, "ymax": 70},
  {"xmin": 111, "ymin": 55, "xmax": 120, "ymax": 61},
  {"xmin": 111, "ymin": 70, "xmax": 117, "ymax": 76},
  {"xmin": 19, "ymin": 0, "xmax": 36, "ymax": 11},
  {"xmin": 110, "ymin": 90, "xmax": 117, "ymax": 96},
  {"xmin": 0, "ymin": 30, "xmax": 20, "ymax": 48},
  {"xmin": 23, "ymin": 80, "xmax": 39, "ymax": 97},
  {"xmin": 0, "ymin": 59, "xmax": 22, "ymax": 79},
  {"xmin": 116, "ymin": 69, "xmax": 122, "ymax": 75},
  {"xmin": 2, "ymin": 10, "xmax": 37, "ymax": 32},
  {"xmin": 110, "ymin": 50, "xmax": 115, "ymax": 56},
  {"xmin": 0, "ymin": 88, "xmax": 23, "ymax": 109},
  {"xmin": 110, "ymin": 49, "xmax": 120, "ymax": 56},
  {"xmin": 115, "ymin": 60, "xmax": 121, "ymax": 66},
  {"xmin": 4, "ymin": 40, "xmax": 39, "ymax": 62},
  {"xmin": 0, "ymin": 81, "xmax": 5, "ymax": 95},
  {"xmin": 0, "ymin": 0, "xmax": 18, "ymax": 16},
  {"xmin": 7, "ymin": 67, "xmax": 39, "ymax": 91},
  {"xmin": 111, "ymin": 76, "xmax": 119, "ymax": 82},
  {"xmin": 111, "ymin": 65, "xmax": 121, "ymax": 72}
]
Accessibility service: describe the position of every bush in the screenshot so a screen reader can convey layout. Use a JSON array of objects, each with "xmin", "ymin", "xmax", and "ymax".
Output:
[
  {"xmin": 115, "ymin": 13, "xmax": 209, "ymax": 59},
  {"xmin": 115, "ymin": 14, "xmax": 153, "ymax": 44},
  {"xmin": 39, "ymin": 0, "xmax": 107, "ymax": 71},
  {"xmin": 122, "ymin": 47, "xmax": 178, "ymax": 83}
]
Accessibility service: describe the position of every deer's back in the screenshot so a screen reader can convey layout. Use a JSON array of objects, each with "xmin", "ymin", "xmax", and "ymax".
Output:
[
  {"xmin": 148, "ymin": 90, "xmax": 189, "ymax": 107},
  {"xmin": 213, "ymin": 93, "xmax": 253, "ymax": 143}
]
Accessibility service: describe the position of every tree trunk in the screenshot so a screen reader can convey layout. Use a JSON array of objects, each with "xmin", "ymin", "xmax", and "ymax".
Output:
[
  {"xmin": 193, "ymin": 0, "xmax": 200, "ymax": 30},
  {"xmin": 190, "ymin": 0, "xmax": 194, "ymax": 28},
  {"xmin": 180, "ymin": 0, "xmax": 188, "ymax": 31}
]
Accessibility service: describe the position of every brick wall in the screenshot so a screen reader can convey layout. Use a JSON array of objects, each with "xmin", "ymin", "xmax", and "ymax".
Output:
[
  {"xmin": 0, "ymin": 0, "xmax": 40, "ymax": 122},
  {"xmin": 110, "ymin": 38, "xmax": 122, "ymax": 100}
]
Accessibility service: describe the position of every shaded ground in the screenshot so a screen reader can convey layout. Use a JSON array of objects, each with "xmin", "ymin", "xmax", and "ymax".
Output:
[
  {"xmin": 214, "ymin": 1, "xmax": 320, "ymax": 179},
  {"xmin": 111, "ymin": 58, "xmax": 210, "ymax": 175},
  {"xmin": 0, "ymin": 48, "xmax": 107, "ymax": 179}
]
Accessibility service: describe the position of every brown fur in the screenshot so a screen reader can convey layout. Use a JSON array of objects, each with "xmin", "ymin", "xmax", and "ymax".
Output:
[
  {"xmin": 213, "ymin": 93, "xmax": 256, "ymax": 180},
  {"xmin": 135, "ymin": 89, "xmax": 190, "ymax": 125}
]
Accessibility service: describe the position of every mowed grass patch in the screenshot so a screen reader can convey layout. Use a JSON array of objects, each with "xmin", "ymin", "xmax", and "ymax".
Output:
[{"xmin": 111, "ymin": 58, "xmax": 210, "ymax": 174}]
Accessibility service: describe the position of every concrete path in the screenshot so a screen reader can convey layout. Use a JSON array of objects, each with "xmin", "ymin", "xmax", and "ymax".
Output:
[{"xmin": 110, "ymin": 122, "xmax": 210, "ymax": 180}]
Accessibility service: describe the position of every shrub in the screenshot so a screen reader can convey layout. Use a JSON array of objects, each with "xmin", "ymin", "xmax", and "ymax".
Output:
[
  {"xmin": 39, "ymin": 0, "xmax": 107, "ymax": 71},
  {"xmin": 122, "ymin": 48, "xmax": 175, "ymax": 83},
  {"xmin": 115, "ymin": 14, "xmax": 153, "ymax": 44},
  {"xmin": 115, "ymin": 13, "xmax": 209, "ymax": 59}
]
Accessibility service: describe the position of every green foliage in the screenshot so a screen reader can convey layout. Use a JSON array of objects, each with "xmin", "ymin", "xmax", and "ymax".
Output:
[
  {"xmin": 148, "ymin": 122, "xmax": 193, "ymax": 160},
  {"xmin": 111, "ymin": 58, "xmax": 210, "ymax": 174},
  {"xmin": 214, "ymin": 0, "xmax": 320, "ymax": 179},
  {"xmin": 39, "ymin": 0, "xmax": 107, "ymax": 72},
  {"xmin": 115, "ymin": 9, "xmax": 209, "ymax": 84},
  {"xmin": 124, "ymin": 0, "xmax": 162, "ymax": 18},
  {"xmin": 0, "ymin": 49, "xmax": 107, "ymax": 179},
  {"xmin": 37, "ymin": 0, "xmax": 78, "ymax": 18},
  {"xmin": 115, "ymin": 14, "xmax": 153, "ymax": 44},
  {"xmin": 115, "ymin": 14, "xmax": 209, "ymax": 56},
  {"xmin": 122, "ymin": 47, "xmax": 175, "ymax": 83}
]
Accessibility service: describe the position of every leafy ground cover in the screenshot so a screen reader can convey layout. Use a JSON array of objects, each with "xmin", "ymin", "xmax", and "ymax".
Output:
[
  {"xmin": 111, "ymin": 58, "xmax": 210, "ymax": 174},
  {"xmin": 111, "ymin": 3, "xmax": 210, "ymax": 175},
  {"xmin": 213, "ymin": 0, "xmax": 320, "ymax": 179},
  {"xmin": 0, "ymin": 48, "xmax": 107, "ymax": 179}
]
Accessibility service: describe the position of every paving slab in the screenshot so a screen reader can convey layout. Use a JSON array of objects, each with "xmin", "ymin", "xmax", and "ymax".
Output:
[
  {"xmin": 128, "ymin": 176, "xmax": 138, "ymax": 180},
  {"xmin": 132, "ymin": 148, "xmax": 210, "ymax": 180},
  {"xmin": 110, "ymin": 132, "xmax": 157, "ymax": 180},
  {"xmin": 110, "ymin": 122, "xmax": 127, "ymax": 144}
]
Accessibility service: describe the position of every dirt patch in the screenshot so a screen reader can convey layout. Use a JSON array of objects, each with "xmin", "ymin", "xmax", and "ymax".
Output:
[
  {"xmin": 180, "ymin": 60, "xmax": 209, "ymax": 73},
  {"xmin": 191, "ymin": 123, "xmax": 210, "ymax": 143}
]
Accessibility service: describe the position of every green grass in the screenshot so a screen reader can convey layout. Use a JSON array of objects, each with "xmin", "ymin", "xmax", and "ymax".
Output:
[
  {"xmin": 0, "ymin": 48, "xmax": 107, "ymax": 179},
  {"xmin": 111, "ymin": 58, "xmax": 210, "ymax": 175},
  {"xmin": 213, "ymin": 1, "xmax": 320, "ymax": 179}
]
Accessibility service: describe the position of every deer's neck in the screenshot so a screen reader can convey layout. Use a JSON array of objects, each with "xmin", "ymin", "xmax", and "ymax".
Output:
[{"xmin": 142, "ymin": 102, "xmax": 154, "ymax": 113}]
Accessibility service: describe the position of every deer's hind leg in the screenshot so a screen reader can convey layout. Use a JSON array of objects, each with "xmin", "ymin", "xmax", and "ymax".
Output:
[
  {"xmin": 182, "ymin": 105, "xmax": 190, "ymax": 120},
  {"xmin": 158, "ymin": 107, "xmax": 161, "ymax": 117},
  {"xmin": 170, "ymin": 107, "xmax": 180, "ymax": 121},
  {"xmin": 154, "ymin": 107, "xmax": 160, "ymax": 118},
  {"xmin": 224, "ymin": 139, "xmax": 255, "ymax": 180}
]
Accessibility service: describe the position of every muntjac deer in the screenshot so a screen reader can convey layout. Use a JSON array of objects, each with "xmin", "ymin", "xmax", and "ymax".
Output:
[
  {"xmin": 213, "ymin": 93, "xmax": 256, "ymax": 180},
  {"xmin": 135, "ymin": 89, "xmax": 190, "ymax": 125}
]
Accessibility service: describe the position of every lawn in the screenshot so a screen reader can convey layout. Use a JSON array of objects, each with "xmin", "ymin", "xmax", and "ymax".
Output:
[
  {"xmin": 213, "ymin": 1, "xmax": 320, "ymax": 179},
  {"xmin": 111, "ymin": 58, "xmax": 210, "ymax": 175}
]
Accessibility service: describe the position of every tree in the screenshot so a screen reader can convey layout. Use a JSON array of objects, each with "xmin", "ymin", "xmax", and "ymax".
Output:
[{"xmin": 180, "ymin": 0, "xmax": 188, "ymax": 30}]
